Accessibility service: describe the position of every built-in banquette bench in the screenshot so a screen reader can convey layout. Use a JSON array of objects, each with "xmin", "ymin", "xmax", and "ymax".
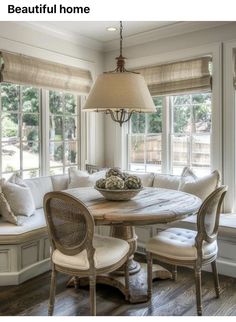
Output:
[
  {"xmin": 0, "ymin": 174, "xmax": 68, "ymax": 285},
  {"xmin": 0, "ymin": 168, "xmax": 235, "ymax": 286}
]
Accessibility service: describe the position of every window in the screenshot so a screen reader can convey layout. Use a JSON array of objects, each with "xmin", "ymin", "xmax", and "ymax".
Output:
[
  {"xmin": 171, "ymin": 93, "xmax": 211, "ymax": 176},
  {"xmin": 128, "ymin": 92, "xmax": 212, "ymax": 177},
  {"xmin": 0, "ymin": 83, "xmax": 41, "ymax": 179},
  {"xmin": 0, "ymin": 83, "xmax": 82, "ymax": 179},
  {"xmin": 129, "ymin": 97, "xmax": 162, "ymax": 172},
  {"xmin": 49, "ymin": 91, "xmax": 80, "ymax": 175}
]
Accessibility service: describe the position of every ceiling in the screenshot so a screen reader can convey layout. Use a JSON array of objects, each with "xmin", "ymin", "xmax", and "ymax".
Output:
[
  {"xmin": 21, "ymin": 21, "xmax": 230, "ymax": 52},
  {"xmin": 25, "ymin": 21, "xmax": 178, "ymax": 42}
]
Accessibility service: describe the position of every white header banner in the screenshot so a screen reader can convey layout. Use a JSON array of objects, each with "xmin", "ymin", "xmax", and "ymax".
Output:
[{"xmin": 0, "ymin": 0, "xmax": 235, "ymax": 21}]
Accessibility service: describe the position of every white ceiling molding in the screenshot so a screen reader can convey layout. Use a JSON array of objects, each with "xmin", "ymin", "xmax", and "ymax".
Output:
[
  {"xmin": 16, "ymin": 21, "xmax": 104, "ymax": 52},
  {"xmin": 104, "ymin": 21, "xmax": 230, "ymax": 52},
  {"xmin": 16, "ymin": 21, "xmax": 230, "ymax": 53}
]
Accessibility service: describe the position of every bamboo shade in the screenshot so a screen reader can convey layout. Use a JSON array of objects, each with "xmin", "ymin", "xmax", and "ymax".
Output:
[
  {"xmin": 134, "ymin": 57, "xmax": 212, "ymax": 96},
  {"xmin": 0, "ymin": 51, "xmax": 92, "ymax": 94}
]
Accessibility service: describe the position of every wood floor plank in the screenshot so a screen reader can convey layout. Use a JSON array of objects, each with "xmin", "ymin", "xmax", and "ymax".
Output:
[{"xmin": 0, "ymin": 264, "xmax": 236, "ymax": 316}]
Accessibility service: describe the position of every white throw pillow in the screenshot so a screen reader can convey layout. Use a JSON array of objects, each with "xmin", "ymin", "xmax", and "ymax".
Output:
[
  {"xmin": 51, "ymin": 174, "xmax": 69, "ymax": 191},
  {"xmin": 0, "ymin": 174, "xmax": 35, "ymax": 225},
  {"xmin": 68, "ymin": 168, "xmax": 106, "ymax": 189},
  {"xmin": 2, "ymin": 182, "xmax": 35, "ymax": 216},
  {"xmin": 127, "ymin": 171, "xmax": 154, "ymax": 187},
  {"xmin": 0, "ymin": 185, "xmax": 18, "ymax": 225},
  {"xmin": 153, "ymin": 173, "xmax": 181, "ymax": 190},
  {"xmin": 24, "ymin": 176, "xmax": 53, "ymax": 209},
  {"xmin": 179, "ymin": 170, "xmax": 220, "ymax": 201},
  {"xmin": 180, "ymin": 166, "xmax": 198, "ymax": 180}
]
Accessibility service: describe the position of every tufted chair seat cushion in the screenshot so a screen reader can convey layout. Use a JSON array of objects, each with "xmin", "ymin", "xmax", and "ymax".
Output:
[
  {"xmin": 52, "ymin": 234, "xmax": 129, "ymax": 270},
  {"xmin": 146, "ymin": 227, "xmax": 218, "ymax": 261}
]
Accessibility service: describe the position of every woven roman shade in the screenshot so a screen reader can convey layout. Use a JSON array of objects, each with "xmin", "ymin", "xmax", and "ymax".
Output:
[
  {"xmin": 134, "ymin": 57, "xmax": 212, "ymax": 96},
  {"xmin": 0, "ymin": 51, "xmax": 92, "ymax": 94}
]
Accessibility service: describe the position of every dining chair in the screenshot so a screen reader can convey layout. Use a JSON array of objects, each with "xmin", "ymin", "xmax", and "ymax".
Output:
[
  {"xmin": 146, "ymin": 185, "xmax": 227, "ymax": 316},
  {"xmin": 43, "ymin": 191, "xmax": 130, "ymax": 316}
]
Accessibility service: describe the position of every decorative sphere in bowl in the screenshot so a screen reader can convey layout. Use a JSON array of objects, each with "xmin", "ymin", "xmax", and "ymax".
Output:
[{"xmin": 95, "ymin": 167, "xmax": 143, "ymax": 201}]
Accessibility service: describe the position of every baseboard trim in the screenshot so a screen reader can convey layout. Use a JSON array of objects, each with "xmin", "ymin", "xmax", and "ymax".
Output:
[
  {"xmin": 0, "ymin": 259, "xmax": 51, "ymax": 286},
  {"xmin": 202, "ymin": 258, "xmax": 236, "ymax": 278}
]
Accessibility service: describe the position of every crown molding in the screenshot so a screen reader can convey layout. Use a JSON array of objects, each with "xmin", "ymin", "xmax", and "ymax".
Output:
[
  {"xmin": 103, "ymin": 21, "xmax": 231, "ymax": 52},
  {"xmin": 14, "ymin": 21, "xmax": 231, "ymax": 54},
  {"xmin": 15, "ymin": 21, "xmax": 104, "ymax": 52}
]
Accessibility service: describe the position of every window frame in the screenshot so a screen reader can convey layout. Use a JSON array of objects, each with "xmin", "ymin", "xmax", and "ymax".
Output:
[
  {"xmin": 169, "ymin": 93, "xmax": 212, "ymax": 175},
  {"xmin": 0, "ymin": 84, "xmax": 42, "ymax": 178},
  {"xmin": 128, "ymin": 92, "xmax": 212, "ymax": 176},
  {"xmin": 47, "ymin": 90, "xmax": 81, "ymax": 176},
  {"xmin": 0, "ymin": 84, "xmax": 84, "ymax": 179}
]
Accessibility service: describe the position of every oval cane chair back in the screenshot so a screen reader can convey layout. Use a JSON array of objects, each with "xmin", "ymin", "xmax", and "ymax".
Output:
[
  {"xmin": 196, "ymin": 185, "xmax": 227, "ymax": 246},
  {"xmin": 44, "ymin": 191, "xmax": 95, "ymax": 258}
]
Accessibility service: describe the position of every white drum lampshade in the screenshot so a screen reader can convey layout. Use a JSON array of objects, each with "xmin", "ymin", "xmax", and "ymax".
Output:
[{"xmin": 83, "ymin": 72, "xmax": 155, "ymax": 113}]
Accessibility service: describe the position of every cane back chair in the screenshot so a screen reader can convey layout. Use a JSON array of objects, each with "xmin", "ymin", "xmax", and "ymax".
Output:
[
  {"xmin": 146, "ymin": 185, "xmax": 227, "ymax": 316},
  {"xmin": 44, "ymin": 191, "xmax": 130, "ymax": 316}
]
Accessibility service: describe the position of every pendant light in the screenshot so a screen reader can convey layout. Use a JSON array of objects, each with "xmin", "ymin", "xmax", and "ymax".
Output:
[{"xmin": 83, "ymin": 21, "xmax": 156, "ymax": 126}]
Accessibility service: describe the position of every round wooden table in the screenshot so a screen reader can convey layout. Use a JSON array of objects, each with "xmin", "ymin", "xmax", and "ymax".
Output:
[{"xmin": 67, "ymin": 187, "xmax": 202, "ymax": 303}]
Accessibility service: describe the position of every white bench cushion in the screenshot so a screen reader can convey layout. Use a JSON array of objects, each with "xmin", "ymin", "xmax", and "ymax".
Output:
[
  {"xmin": 0, "ymin": 208, "xmax": 46, "ymax": 235},
  {"xmin": 24, "ymin": 177, "xmax": 53, "ymax": 209},
  {"xmin": 146, "ymin": 227, "xmax": 218, "ymax": 261},
  {"xmin": 52, "ymin": 235, "xmax": 129, "ymax": 270},
  {"xmin": 171, "ymin": 213, "xmax": 236, "ymax": 238}
]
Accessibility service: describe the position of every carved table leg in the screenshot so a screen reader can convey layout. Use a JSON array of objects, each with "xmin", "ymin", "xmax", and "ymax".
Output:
[{"xmin": 67, "ymin": 225, "xmax": 172, "ymax": 303}]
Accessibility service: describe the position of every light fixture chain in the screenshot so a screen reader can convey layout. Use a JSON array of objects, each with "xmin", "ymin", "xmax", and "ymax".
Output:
[{"xmin": 120, "ymin": 21, "xmax": 123, "ymax": 56}]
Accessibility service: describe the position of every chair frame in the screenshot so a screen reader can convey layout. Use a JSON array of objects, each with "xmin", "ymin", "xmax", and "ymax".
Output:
[
  {"xmin": 44, "ymin": 191, "xmax": 130, "ymax": 316},
  {"xmin": 147, "ymin": 185, "xmax": 227, "ymax": 316}
]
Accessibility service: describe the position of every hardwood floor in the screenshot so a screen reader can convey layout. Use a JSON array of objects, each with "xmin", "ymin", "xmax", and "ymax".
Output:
[{"xmin": 0, "ymin": 263, "xmax": 236, "ymax": 316}]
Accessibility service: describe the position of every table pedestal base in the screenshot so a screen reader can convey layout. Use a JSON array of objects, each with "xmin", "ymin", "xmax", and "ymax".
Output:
[{"xmin": 67, "ymin": 262, "xmax": 172, "ymax": 304}]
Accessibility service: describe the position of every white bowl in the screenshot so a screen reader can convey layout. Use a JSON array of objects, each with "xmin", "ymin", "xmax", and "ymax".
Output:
[{"xmin": 95, "ymin": 187, "xmax": 143, "ymax": 201}]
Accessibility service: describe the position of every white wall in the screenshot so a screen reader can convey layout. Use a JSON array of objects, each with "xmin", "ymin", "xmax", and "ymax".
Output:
[
  {"xmin": 0, "ymin": 21, "xmax": 105, "ymax": 167},
  {"xmin": 104, "ymin": 22, "xmax": 236, "ymax": 212}
]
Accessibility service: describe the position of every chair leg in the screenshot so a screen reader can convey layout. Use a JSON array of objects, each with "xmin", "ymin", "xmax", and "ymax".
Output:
[
  {"xmin": 211, "ymin": 260, "xmax": 220, "ymax": 298},
  {"xmin": 194, "ymin": 268, "xmax": 202, "ymax": 316},
  {"xmin": 172, "ymin": 265, "xmax": 177, "ymax": 281},
  {"xmin": 48, "ymin": 265, "xmax": 57, "ymax": 316},
  {"xmin": 147, "ymin": 252, "xmax": 153, "ymax": 300},
  {"xmin": 89, "ymin": 275, "xmax": 96, "ymax": 316},
  {"xmin": 124, "ymin": 260, "xmax": 130, "ymax": 301}
]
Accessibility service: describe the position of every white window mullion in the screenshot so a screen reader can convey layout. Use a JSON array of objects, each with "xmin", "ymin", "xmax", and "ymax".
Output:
[
  {"xmin": 41, "ymin": 89, "xmax": 50, "ymax": 176},
  {"xmin": 189, "ymin": 95, "xmax": 193, "ymax": 168},
  {"xmin": 168, "ymin": 96, "xmax": 174, "ymax": 174},
  {"xmin": 0, "ymin": 86, "xmax": 2, "ymax": 177},
  {"xmin": 162, "ymin": 96, "xmax": 170, "ymax": 174},
  {"xmin": 78, "ymin": 95, "xmax": 83, "ymax": 170},
  {"xmin": 144, "ymin": 114, "xmax": 148, "ymax": 171},
  {"xmin": 19, "ymin": 86, "xmax": 23, "ymax": 177},
  {"xmin": 62, "ymin": 93, "xmax": 66, "ymax": 173}
]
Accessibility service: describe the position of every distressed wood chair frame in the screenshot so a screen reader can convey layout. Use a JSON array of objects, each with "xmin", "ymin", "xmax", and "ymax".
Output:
[
  {"xmin": 44, "ymin": 191, "xmax": 130, "ymax": 316},
  {"xmin": 147, "ymin": 185, "xmax": 227, "ymax": 316}
]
